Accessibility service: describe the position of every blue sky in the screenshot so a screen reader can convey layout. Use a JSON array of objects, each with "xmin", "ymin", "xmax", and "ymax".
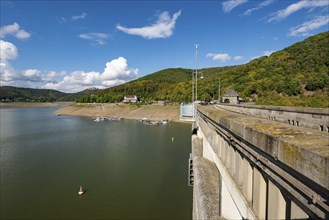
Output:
[{"xmin": 1, "ymin": 0, "xmax": 328, "ymax": 93}]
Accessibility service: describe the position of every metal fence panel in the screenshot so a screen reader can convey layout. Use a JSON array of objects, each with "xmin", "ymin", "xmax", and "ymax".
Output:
[{"xmin": 180, "ymin": 103, "xmax": 194, "ymax": 117}]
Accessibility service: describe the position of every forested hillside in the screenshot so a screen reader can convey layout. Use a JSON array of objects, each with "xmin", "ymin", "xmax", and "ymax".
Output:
[
  {"xmin": 0, "ymin": 86, "xmax": 99, "ymax": 102},
  {"xmin": 78, "ymin": 68, "xmax": 194, "ymax": 103},
  {"xmin": 78, "ymin": 31, "xmax": 329, "ymax": 107},
  {"xmin": 57, "ymin": 88, "xmax": 99, "ymax": 101},
  {"xmin": 0, "ymin": 86, "xmax": 66, "ymax": 102}
]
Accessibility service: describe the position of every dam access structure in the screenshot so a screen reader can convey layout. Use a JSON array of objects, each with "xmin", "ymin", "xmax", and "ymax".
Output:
[{"xmin": 189, "ymin": 104, "xmax": 329, "ymax": 219}]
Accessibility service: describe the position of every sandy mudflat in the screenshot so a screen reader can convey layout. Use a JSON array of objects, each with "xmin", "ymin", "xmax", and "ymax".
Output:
[{"xmin": 55, "ymin": 103, "xmax": 185, "ymax": 122}]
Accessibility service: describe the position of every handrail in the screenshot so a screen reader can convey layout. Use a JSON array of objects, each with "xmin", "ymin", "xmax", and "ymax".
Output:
[{"xmin": 215, "ymin": 104, "xmax": 329, "ymax": 116}]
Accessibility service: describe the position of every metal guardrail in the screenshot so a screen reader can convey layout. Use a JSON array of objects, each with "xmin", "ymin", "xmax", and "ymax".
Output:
[
  {"xmin": 180, "ymin": 103, "xmax": 195, "ymax": 117},
  {"xmin": 197, "ymin": 110, "xmax": 329, "ymax": 219},
  {"xmin": 214, "ymin": 104, "xmax": 329, "ymax": 132},
  {"xmin": 215, "ymin": 104, "xmax": 329, "ymax": 116}
]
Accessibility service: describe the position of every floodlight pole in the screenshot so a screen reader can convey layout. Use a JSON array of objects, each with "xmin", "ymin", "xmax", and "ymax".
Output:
[
  {"xmin": 218, "ymin": 79, "xmax": 221, "ymax": 103},
  {"xmin": 195, "ymin": 44, "xmax": 199, "ymax": 103},
  {"xmin": 192, "ymin": 68, "xmax": 194, "ymax": 105}
]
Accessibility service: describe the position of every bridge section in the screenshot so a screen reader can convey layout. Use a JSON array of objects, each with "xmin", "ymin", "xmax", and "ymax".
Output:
[{"xmin": 190, "ymin": 106, "xmax": 329, "ymax": 219}]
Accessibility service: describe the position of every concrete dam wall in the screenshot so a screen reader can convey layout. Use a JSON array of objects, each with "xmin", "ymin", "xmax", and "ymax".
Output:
[{"xmin": 190, "ymin": 105, "xmax": 329, "ymax": 219}]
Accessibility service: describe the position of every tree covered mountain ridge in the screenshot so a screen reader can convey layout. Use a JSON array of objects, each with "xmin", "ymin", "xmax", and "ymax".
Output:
[
  {"xmin": 1, "ymin": 31, "xmax": 328, "ymax": 108},
  {"xmin": 0, "ymin": 86, "xmax": 99, "ymax": 102},
  {"xmin": 79, "ymin": 31, "xmax": 329, "ymax": 107}
]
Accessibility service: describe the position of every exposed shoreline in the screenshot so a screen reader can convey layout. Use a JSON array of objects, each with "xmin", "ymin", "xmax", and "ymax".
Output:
[
  {"xmin": 1, "ymin": 102, "xmax": 192, "ymax": 123},
  {"xmin": 55, "ymin": 103, "xmax": 190, "ymax": 123}
]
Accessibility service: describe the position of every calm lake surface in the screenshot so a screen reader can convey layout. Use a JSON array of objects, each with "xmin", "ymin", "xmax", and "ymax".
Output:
[{"xmin": 0, "ymin": 107, "xmax": 192, "ymax": 219}]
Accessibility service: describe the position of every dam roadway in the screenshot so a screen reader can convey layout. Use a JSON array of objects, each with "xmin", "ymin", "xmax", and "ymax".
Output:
[{"xmin": 189, "ymin": 104, "xmax": 329, "ymax": 219}]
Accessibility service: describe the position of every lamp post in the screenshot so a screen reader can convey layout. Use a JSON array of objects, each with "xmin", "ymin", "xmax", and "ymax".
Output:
[
  {"xmin": 192, "ymin": 66, "xmax": 194, "ymax": 106},
  {"xmin": 192, "ymin": 44, "xmax": 202, "ymax": 117},
  {"xmin": 195, "ymin": 44, "xmax": 199, "ymax": 103},
  {"xmin": 218, "ymin": 79, "xmax": 221, "ymax": 103}
]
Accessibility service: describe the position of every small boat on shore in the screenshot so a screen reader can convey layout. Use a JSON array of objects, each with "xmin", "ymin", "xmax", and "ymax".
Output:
[
  {"xmin": 94, "ymin": 116, "xmax": 123, "ymax": 122},
  {"xmin": 161, "ymin": 119, "xmax": 170, "ymax": 125},
  {"xmin": 94, "ymin": 117, "xmax": 105, "ymax": 122},
  {"xmin": 138, "ymin": 118, "xmax": 170, "ymax": 126},
  {"xmin": 78, "ymin": 186, "xmax": 84, "ymax": 195}
]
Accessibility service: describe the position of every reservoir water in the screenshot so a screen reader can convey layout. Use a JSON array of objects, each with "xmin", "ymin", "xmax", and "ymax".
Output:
[{"xmin": 0, "ymin": 107, "xmax": 192, "ymax": 219}]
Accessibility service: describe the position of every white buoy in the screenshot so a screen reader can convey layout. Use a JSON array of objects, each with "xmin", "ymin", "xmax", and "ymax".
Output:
[
  {"xmin": 78, "ymin": 186, "xmax": 84, "ymax": 195},
  {"xmin": 172, "ymin": 137, "xmax": 174, "ymax": 142}
]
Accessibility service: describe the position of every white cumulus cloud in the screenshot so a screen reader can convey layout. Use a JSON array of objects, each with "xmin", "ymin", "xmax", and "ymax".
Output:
[
  {"xmin": 42, "ymin": 72, "xmax": 96, "ymax": 92},
  {"xmin": 116, "ymin": 10, "xmax": 181, "ymax": 39},
  {"xmin": 268, "ymin": 0, "xmax": 328, "ymax": 22},
  {"xmin": 0, "ymin": 40, "xmax": 18, "ymax": 84},
  {"xmin": 42, "ymin": 57, "xmax": 138, "ymax": 93},
  {"xmin": 0, "ymin": 40, "xmax": 62, "ymax": 86},
  {"xmin": 289, "ymin": 15, "xmax": 329, "ymax": 36},
  {"xmin": 42, "ymin": 71, "xmax": 102, "ymax": 92},
  {"xmin": 101, "ymin": 57, "xmax": 138, "ymax": 81},
  {"xmin": 207, "ymin": 53, "xmax": 231, "ymax": 62},
  {"xmin": 0, "ymin": 22, "xmax": 31, "ymax": 39},
  {"xmin": 222, "ymin": 0, "xmax": 248, "ymax": 13},
  {"xmin": 0, "ymin": 40, "xmax": 17, "ymax": 62},
  {"xmin": 41, "ymin": 71, "xmax": 65, "ymax": 82},
  {"xmin": 22, "ymin": 69, "xmax": 40, "ymax": 78},
  {"xmin": 0, "ymin": 36, "xmax": 137, "ymax": 92}
]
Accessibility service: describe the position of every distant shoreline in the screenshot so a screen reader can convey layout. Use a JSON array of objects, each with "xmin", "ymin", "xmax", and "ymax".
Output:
[
  {"xmin": 55, "ymin": 103, "xmax": 189, "ymax": 123},
  {"xmin": 0, "ymin": 102, "xmax": 72, "ymax": 109}
]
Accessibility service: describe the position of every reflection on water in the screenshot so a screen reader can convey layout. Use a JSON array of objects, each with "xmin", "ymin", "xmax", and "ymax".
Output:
[{"xmin": 0, "ymin": 107, "xmax": 192, "ymax": 219}]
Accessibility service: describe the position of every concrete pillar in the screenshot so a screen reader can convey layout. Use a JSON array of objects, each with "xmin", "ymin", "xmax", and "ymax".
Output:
[
  {"xmin": 213, "ymin": 133, "xmax": 217, "ymax": 154},
  {"xmin": 268, "ymin": 181, "xmax": 286, "ymax": 219},
  {"xmin": 230, "ymin": 147, "xmax": 236, "ymax": 179},
  {"xmin": 253, "ymin": 168, "xmax": 267, "ymax": 219},
  {"xmin": 219, "ymin": 137, "xmax": 224, "ymax": 160},
  {"xmin": 221, "ymin": 180, "xmax": 242, "ymax": 219},
  {"xmin": 196, "ymin": 128, "xmax": 210, "ymax": 161},
  {"xmin": 242, "ymin": 157, "xmax": 253, "ymax": 204},
  {"xmin": 291, "ymin": 201, "xmax": 308, "ymax": 219},
  {"xmin": 224, "ymin": 140, "xmax": 230, "ymax": 169},
  {"xmin": 192, "ymin": 135, "xmax": 203, "ymax": 158},
  {"xmin": 202, "ymin": 137, "xmax": 212, "ymax": 162},
  {"xmin": 235, "ymin": 152, "xmax": 243, "ymax": 190}
]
